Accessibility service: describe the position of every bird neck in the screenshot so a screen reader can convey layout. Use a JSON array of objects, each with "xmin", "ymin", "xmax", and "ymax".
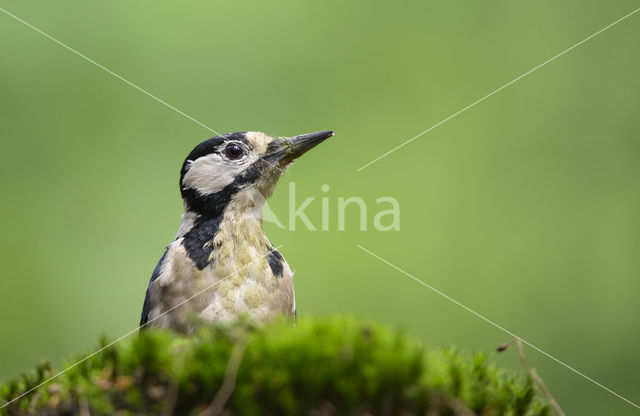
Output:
[
  {"xmin": 177, "ymin": 187, "xmax": 270, "ymax": 270},
  {"xmin": 214, "ymin": 187, "xmax": 269, "ymax": 247}
]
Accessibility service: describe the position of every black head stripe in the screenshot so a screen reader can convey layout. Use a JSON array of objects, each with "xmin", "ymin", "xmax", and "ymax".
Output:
[
  {"xmin": 181, "ymin": 158, "xmax": 263, "ymax": 217},
  {"xmin": 180, "ymin": 158, "xmax": 265, "ymax": 270},
  {"xmin": 185, "ymin": 133, "xmax": 250, "ymax": 161},
  {"xmin": 177, "ymin": 133, "xmax": 265, "ymax": 270},
  {"xmin": 179, "ymin": 133, "xmax": 251, "ymax": 188}
]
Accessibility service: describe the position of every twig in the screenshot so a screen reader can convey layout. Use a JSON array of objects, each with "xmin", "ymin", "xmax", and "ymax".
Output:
[
  {"xmin": 162, "ymin": 346, "xmax": 188, "ymax": 416},
  {"xmin": 27, "ymin": 391, "xmax": 40, "ymax": 415},
  {"xmin": 429, "ymin": 392, "xmax": 478, "ymax": 416},
  {"xmin": 497, "ymin": 338, "xmax": 566, "ymax": 416},
  {"xmin": 200, "ymin": 338, "xmax": 248, "ymax": 416},
  {"xmin": 79, "ymin": 397, "xmax": 91, "ymax": 416}
]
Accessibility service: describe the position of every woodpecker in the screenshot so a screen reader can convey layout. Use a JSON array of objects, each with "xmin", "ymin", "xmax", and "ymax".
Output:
[{"xmin": 140, "ymin": 130, "xmax": 334, "ymax": 332}]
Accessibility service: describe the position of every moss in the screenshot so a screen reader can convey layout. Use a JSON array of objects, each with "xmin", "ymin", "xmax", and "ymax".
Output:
[{"xmin": 0, "ymin": 317, "xmax": 551, "ymax": 415}]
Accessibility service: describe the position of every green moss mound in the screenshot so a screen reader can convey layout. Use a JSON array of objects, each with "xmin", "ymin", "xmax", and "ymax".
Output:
[{"xmin": 1, "ymin": 318, "xmax": 550, "ymax": 415}]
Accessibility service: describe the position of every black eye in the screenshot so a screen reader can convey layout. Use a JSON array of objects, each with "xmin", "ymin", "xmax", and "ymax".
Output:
[{"xmin": 225, "ymin": 143, "xmax": 244, "ymax": 159}]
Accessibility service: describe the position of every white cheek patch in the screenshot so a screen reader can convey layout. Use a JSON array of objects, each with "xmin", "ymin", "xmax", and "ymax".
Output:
[{"xmin": 182, "ymin": 153, "xmax": 255, "ymax": 195}]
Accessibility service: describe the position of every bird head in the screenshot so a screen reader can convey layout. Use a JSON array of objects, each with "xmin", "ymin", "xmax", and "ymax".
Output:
[{"xmin": 179, "ymin": 130, "xmax": 334, "ymax": 218}]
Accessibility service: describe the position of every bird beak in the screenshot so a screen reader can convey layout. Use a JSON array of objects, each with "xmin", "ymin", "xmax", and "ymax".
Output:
[{"xmin": 265, "ymin": 130, "xmax": 334, "ymax": 166}]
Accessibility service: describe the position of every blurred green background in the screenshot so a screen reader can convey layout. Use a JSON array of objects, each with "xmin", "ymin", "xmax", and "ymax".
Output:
[{"xmin": 1, "ymin": 1, "xmax": 639, "ymax": 414}]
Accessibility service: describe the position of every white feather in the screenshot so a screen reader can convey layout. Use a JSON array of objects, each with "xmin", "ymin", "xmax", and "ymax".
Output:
[{"xmin": 182, "ymin": 151, "xmax": 258, "ymax": 195}]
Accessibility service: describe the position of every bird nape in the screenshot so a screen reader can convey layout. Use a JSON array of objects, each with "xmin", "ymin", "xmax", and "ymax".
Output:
[{"xmin": 140, "ymin": 130, "xmax": 334, "ymax": 332}]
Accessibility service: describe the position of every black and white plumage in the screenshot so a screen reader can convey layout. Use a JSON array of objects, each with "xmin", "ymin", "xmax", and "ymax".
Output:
[{"xmin": 140, "ymin": 130, "xmax": 333, "ymax": 331}]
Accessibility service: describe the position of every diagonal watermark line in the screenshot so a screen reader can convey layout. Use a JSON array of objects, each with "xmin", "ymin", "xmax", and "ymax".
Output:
[
  {"xmin": 0, "ymin": 246, "xmax": 281, "ymax": 410},
  {"xmin": 357, "ymin": 7, "xmax": 640, "ymax": 172},
  {"xmin": 356, "ymin": 244, "xmax": 640, "ymax": 411},
  {"xmin": 0, "ymin": 7, "xmax": 287, "ymax": 174},
  {"xmin": 0, "ymin": 6, "xmax": 221, "ymax": 136},
  {"xmin": 0, "ymin": 7, "xmax": 288, "ymax": 407}
]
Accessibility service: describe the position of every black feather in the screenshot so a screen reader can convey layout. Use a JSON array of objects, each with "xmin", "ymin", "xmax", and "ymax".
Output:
[
  {"xmin": 180, "ymin": 157, "xmax": 264, "ymax": 270},
  {"xmin": 140, "ymin": 249, "xmax": 168, "ymax": 327},
  {"xmin": 267, "ymin": 248, "xmax": 284, "ymax": 278},
  {"xmin": 181, "ymin": 216, "xmax": 223, "ymax": 270}
]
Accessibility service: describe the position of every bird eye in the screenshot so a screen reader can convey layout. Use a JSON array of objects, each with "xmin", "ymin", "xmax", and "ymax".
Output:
[{"xmin": 224, "ymin": 143, "xmax": 244, "ymax": 159}]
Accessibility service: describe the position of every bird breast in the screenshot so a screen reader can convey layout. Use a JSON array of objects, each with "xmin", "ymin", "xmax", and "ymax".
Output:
[{"xmin": 145, "ymin": 213, "xmax": 295, "ymax": 331}]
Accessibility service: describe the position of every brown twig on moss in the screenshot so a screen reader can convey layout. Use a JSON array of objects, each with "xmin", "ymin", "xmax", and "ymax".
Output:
[
  {"xmin": 497, "ymin": 338, "xmax": 565, "ymax": 416},
  {"xmin": 1, "ymin": 318, "xmax": 553, "ymax": 415},
  {"xmin": 429, "ymin": 393, "xmax": 478, "ymax": 416},
  {"xmin": 161, "ymin": 346, "xmax": 187, "ymax": 416},
  {"xmin": 27, "ymin": 391, "xmax": 40, "ymax": 415},
  {"xmin": 200, "ymin": 337, "xmax": 248, "ymax": 416}
]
